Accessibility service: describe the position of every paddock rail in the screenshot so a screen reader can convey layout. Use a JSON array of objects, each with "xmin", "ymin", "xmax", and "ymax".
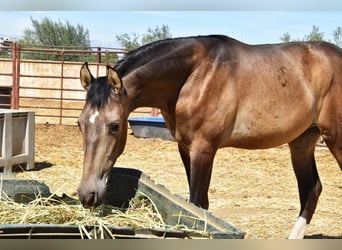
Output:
[{"xmin": 0, "ymin": 42, "xmax": 159, "ymax": 125}]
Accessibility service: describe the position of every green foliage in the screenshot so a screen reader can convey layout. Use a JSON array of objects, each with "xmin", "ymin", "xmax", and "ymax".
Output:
[
  {"xmin": 333, "ymin": 26, "xmax": 342, "ymax": 47},
  {"xmin": 21, "ymin": 17, "xmax": 91, "ymax": 48},
  {"xmin": 85, "ymin": 52, "xmax": 119, "ymax": 64},
  {"xmin": 116, "ymin": 33, "xmax": 140, "ymax": 51},
  {"xmin": 116, "ymin": 25, "xmax": 172, "ymax": 50},
  {"xmin": 303, "ymin": 25, "xmax": 324, "ymax": 42},
  {"xmin": 0, "ymin": 49, "xmax": 10, "ymax": 58},
  {"xmin": 280, "ymin": 25, "xmax": 342, "ymax": 47},
  {"xmin": 279, "ymin": 32, "xmax": 291, "ymax": 43},
  {"xmin": 141, "ymin": 25, "xmax": 172, "ymax": 45},
  {"xmin": 18, "ymin": 17, "xmax": 91, "ymax": 61}
]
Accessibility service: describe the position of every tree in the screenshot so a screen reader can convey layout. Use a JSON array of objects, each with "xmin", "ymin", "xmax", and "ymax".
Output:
[
  {"xmin": 116, "ymin": 24, "xmax": 172, "ymax": 50},
  {"xmin": 303, "ymin": 25, "xmax": 324, "ymax": 42},
  {"xmin": 280, "ymin": 25, "xmax": 325, "ymax": 43},
  {"xmin": 279, "ymin": 32, "xmax": 291, "ymax": 43},
  {"xmin": 115, "ymin": 33, "xmax": 140, "ymax": 51},
  {"xmin": 280, "ymin": 25, "xmax": 342, "ymax": 48},
  {"xmin": 18, "ymin": 17, "xmax": 91, "ymax": 61},
  {"xmin": 0, "ymin": 49, "xmax": 10, "ymax": 58},
  {"xmin": 279, "ymin": 24, "xmax": 342, "ymax": 48},
  {"xmin": 141, "ymin": 25, "xmax": 172, "ymax": 45},
  {"xmin": 333, "ymin": 26, "xmax": 342, "ymax": 47}
]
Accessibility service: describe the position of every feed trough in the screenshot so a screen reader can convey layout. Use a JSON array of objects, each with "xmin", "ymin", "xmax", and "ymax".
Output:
[
  {"xmin": 128, "ymin": 117, "xmax": 174, "ymax": 141},
  {"xmin": 0, "ymin": 168, "xmax": 244, "ymax": 239}
]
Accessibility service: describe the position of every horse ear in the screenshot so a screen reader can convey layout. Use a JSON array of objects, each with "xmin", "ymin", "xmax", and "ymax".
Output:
[
  {"xmin": 107, "ymin": 66, "xmax": 123, "ymax": 94},
  {"xmin": 80, "ymin": 62, "xmax": 94, "ymax": 90}
]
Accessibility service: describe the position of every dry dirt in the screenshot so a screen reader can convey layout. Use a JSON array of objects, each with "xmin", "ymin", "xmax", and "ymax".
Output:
[{"xmin": 12, "ymin": 124, "xmax": 342, "ymax": 239}]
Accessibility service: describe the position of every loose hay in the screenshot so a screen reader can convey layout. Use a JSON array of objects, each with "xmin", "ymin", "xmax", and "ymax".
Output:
[
  {"xmin": 0, "ymin": 191, "xmax": 209, "ymax": 239},
  {"xmin": 0, "ymin": 193, "xmax": 158, "ymax": 227}
]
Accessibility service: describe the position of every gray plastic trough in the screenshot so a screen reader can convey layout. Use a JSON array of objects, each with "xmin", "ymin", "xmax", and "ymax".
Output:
[{"xmin": 0, "ymin": 168, "xmax": 244, "ymax": 239}]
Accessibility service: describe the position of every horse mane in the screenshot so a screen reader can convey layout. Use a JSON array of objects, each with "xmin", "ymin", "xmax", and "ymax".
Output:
[
  {"xmin": 114, "ymin": 35, "xmax": 231, "ymax": 76},
  {"xmin": 86, "ymin": 76, "xmax": 112, "ymax": 109},
  {"xmin": 114, "ymin": 37, "xmax": 182, "ymax": 76},
  {"xmin": 86, "ymin": 35, "xmax": 232, "ymax": 109},
  {"xmin": 85, "ymin": 39, "xmax": 175, "ymax": 110}
]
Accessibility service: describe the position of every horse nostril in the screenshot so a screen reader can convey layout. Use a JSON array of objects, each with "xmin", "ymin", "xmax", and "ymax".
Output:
[
  {"xmin": 79, "ymin": 191, "xmax": 97, "ymax": 208},
  {"xmin": 78, "ymin": 181, "xmax": 106, "ymax": 207},
  {"xmin": 85, "ymin": 192, "xmax": 97, "ymax": 207}
]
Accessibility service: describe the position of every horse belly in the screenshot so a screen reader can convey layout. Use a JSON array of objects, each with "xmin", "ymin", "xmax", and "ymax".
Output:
[
  {"xmin": 223, "ymin": 64, "xmax": 318, "ymax": 149},
  {"xmin": 225, "ymin": 113, "xmax": 313, "ymax": 149}
]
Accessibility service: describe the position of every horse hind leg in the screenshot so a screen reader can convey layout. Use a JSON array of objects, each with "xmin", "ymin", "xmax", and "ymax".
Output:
[
  {"xmin": 288, "ymin": 126, "xmax": 322, "ymax": 239},
  {"xmin": 320, "ymin": 126, "xmax": 342, "ymax": 172}
]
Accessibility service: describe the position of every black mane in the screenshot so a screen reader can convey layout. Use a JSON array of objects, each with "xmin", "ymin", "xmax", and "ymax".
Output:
[
  {"xmin": 86, "ymin": 35, "xmax": 231, "ymax": 109},
  {"xmin": 114, "ymin": 35, "xmax": 229, "ymax": 76},
  {"xmin": 86, "ymin": 76, "xmax": 112, "ymax": 109},
  {"xmin": 114, "ymin": 37, "xmax": 179, "ymax": 76}
]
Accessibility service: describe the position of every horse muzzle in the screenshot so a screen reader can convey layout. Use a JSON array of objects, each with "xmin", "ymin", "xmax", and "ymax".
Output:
[
  {"xmin": 77, "ymin": 178, "xmax": 107, "ymax": 207},
  {"xmin": 78, "ymin": 190, "xmax": 101, "ymax": 208}
]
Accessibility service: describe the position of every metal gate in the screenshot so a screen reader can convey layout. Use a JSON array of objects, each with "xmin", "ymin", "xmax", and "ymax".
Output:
[{"xmin": 0, "ymin": 42, "xmax": 128, "ymax": 125}]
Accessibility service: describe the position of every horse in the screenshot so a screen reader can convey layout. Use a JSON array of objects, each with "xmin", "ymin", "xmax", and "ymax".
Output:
[{"xmin": 77, "ymin": 35, "xmax": 342, "ymax": 239}]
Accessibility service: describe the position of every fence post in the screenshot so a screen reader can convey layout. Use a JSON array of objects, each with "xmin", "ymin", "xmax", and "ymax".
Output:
[
  {"xmin": 105, "ymin": 50, "xmax": 109, "ymax": 65},
  {"xmin": 96, "ymin": 47, "xmax": 101, "ymax": 77},
  {"xmin": 11, "ymin": 42, "xmax": 19, "ymax": 109},
  {"xmin": 59, "ymin": 50, "xmax": 65, "ymax": 125},
  {"xmin": 97, "ymin": 47, "xmax": 101, "ymax": 63}
]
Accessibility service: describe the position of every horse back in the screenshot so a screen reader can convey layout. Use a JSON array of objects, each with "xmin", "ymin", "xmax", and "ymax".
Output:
[{"xmin": 175, "ymin": 38, "xmax": 342, "ymax": 149}]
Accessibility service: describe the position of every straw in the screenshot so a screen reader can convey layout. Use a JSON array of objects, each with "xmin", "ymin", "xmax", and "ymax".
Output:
[{"xmin": 0, "ymin": 191, "xmax": 210, "ymax": 238}]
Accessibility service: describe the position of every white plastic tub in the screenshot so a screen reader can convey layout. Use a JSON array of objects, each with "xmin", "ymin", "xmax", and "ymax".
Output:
[{"xmin": 0, "ymin": 109, "xmax": 35, "ymax": 173}]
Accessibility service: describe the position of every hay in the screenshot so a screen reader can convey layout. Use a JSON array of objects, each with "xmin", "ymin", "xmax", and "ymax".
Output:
[
  {"xmin": 0, "ymin": 191, "xmax": 209, "ymax": 239},
  {"xmin": 0, "ymin": 193, "xmax": 159, "ymax": 227}
]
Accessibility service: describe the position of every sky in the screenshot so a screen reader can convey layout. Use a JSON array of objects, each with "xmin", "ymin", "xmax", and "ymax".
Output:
[
  {"xmin": 0, "ymin": 1, "xmax": 341, "ymax": 48},
  {"xmin": 1, "ymin": 0, "xmax": 342, "ymax": 11}
]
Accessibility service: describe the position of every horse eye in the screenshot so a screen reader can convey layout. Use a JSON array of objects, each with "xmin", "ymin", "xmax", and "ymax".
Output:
[{"xmin": 108, "ymin": 122, "xmax": 120, "ymax": 133}]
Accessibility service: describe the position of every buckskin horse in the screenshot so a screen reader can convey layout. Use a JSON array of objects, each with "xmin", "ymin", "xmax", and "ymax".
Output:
[{"xmin": 77, "ymin": 35, "xmax": 342, "ymax": 239}]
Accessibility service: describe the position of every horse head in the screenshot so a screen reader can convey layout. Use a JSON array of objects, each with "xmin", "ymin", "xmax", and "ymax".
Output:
[{"xmin": 77, "ymin": 62, "xmax": 128, "ymax": 207}]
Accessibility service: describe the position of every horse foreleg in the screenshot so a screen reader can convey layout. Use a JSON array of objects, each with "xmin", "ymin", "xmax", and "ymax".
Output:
[
  {"xmin": 188, "ymin": 143, "xmax": 216, "ymax": 209},
  {"xmin": 288, "ymin": 126, "xmax": 322, "ymax": 239}
]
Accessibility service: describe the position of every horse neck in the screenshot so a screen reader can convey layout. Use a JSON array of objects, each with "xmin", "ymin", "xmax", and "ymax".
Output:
[{"xmin": 122, "ymin": 48, "xmax": 195, "ymax": 113}]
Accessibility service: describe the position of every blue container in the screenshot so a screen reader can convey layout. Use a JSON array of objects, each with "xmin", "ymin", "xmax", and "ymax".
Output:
[{"xmin": 128, "ymin": 116, "xmax": 174, "ymax": 141}]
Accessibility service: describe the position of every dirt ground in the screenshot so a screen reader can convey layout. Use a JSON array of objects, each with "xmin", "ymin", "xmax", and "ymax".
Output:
[{"xmin": 13, "ymin": 124, "xmax": 342, "ymax": 239}]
